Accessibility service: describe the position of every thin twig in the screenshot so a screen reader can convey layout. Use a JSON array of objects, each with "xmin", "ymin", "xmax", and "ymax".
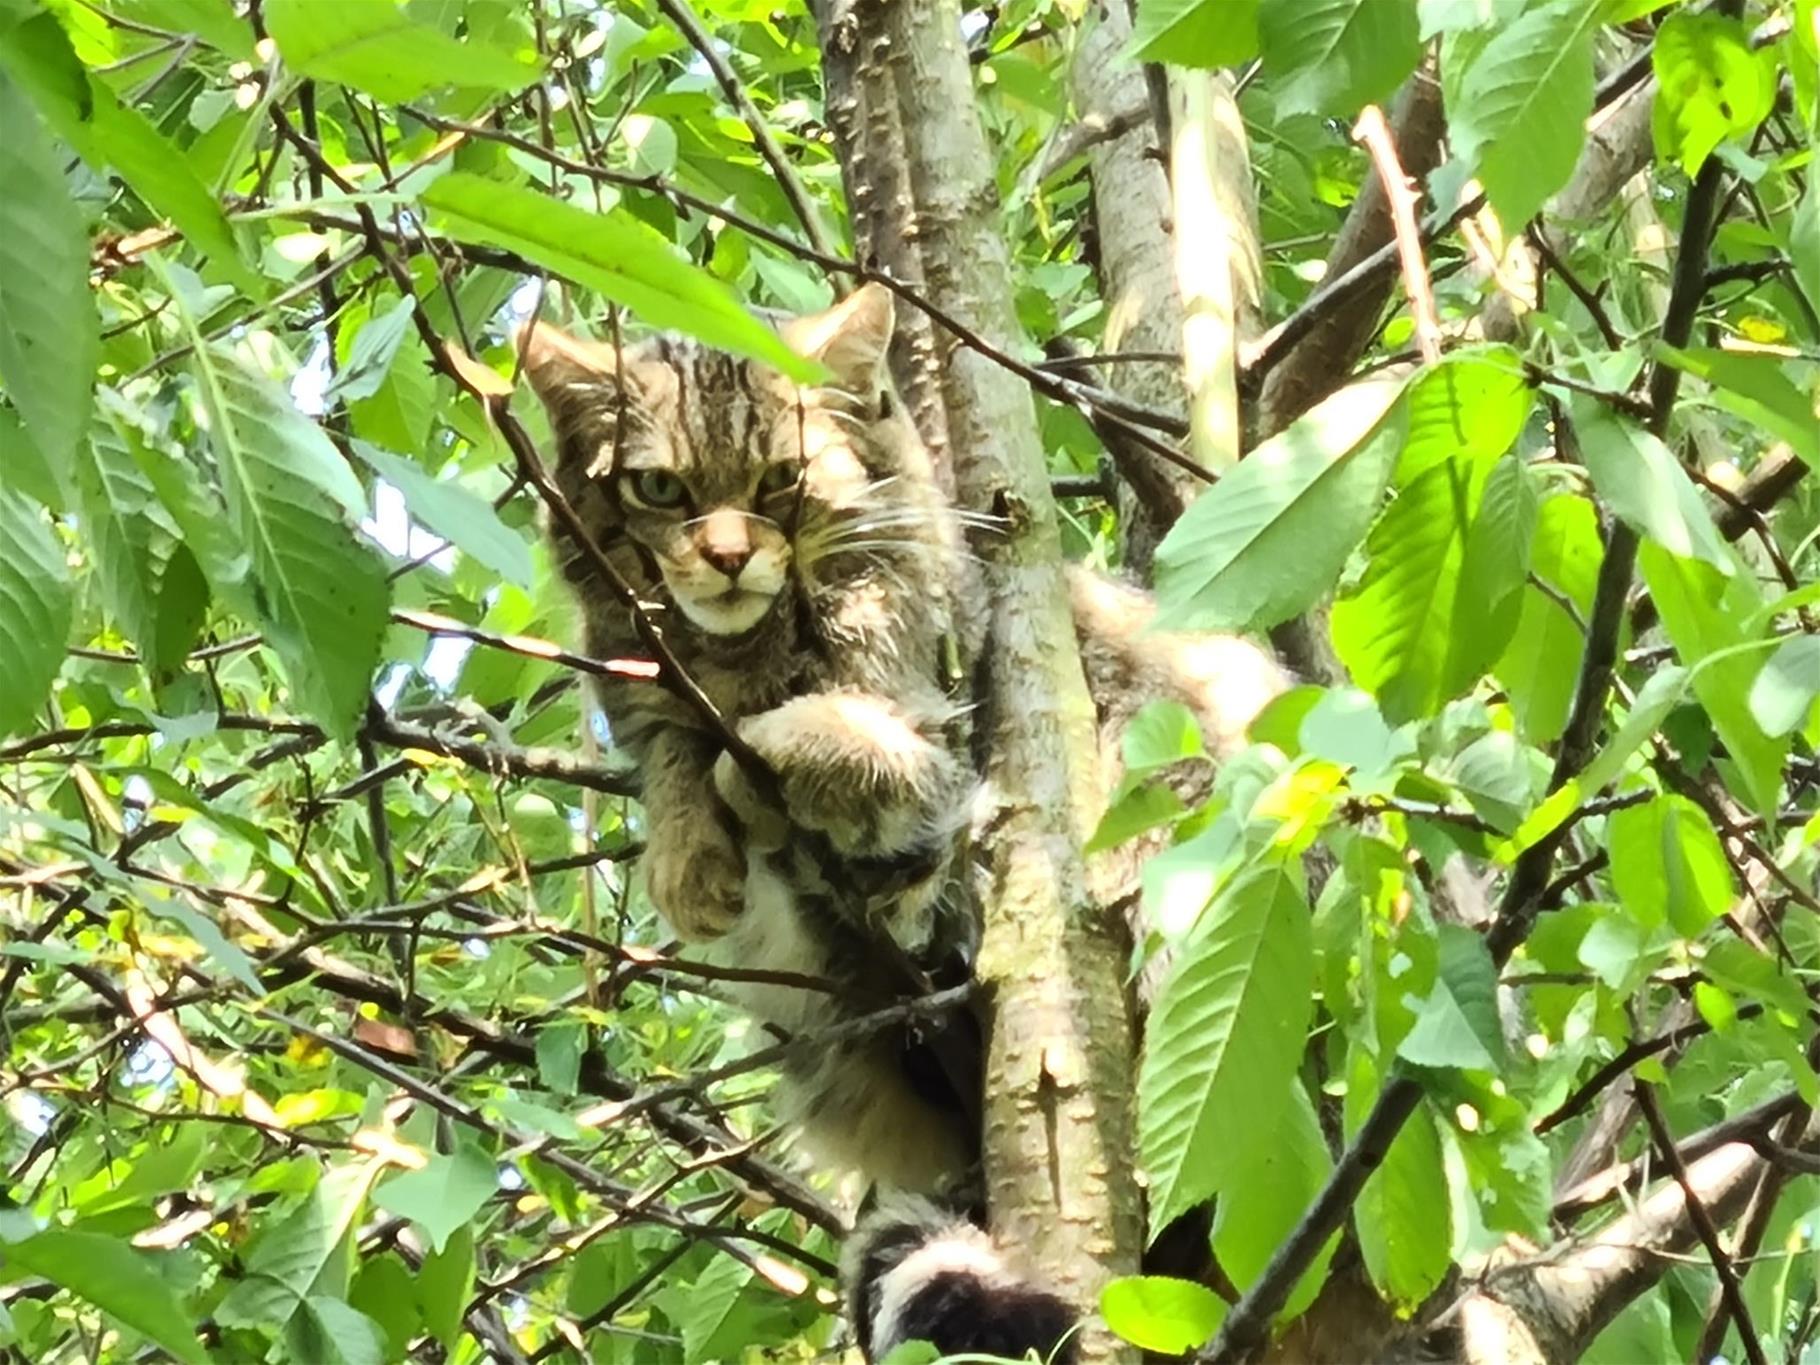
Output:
[{"xmin": 1635, "ymin": 1082, "xmax": 1770, "ymax": 1365}]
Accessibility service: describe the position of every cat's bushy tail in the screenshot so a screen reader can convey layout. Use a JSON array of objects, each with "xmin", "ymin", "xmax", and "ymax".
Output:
[{"xmin": 845, "ymin": 1195, "xmax": 1079, "ymax": 1363}]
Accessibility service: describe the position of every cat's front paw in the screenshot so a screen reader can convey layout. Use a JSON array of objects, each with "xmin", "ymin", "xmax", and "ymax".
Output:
[
  {"xmin": 730, "ymin": 693, "xmax": 958, "ymax": 857},
  {"xmin": 643, "ymin": 814, "xmax": 746, "ymax": 941}
]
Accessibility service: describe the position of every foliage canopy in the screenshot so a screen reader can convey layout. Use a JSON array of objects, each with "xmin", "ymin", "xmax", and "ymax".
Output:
[{"xmin": 0, "ymin": 0, "xmax": 1817, "ymax": 1362}]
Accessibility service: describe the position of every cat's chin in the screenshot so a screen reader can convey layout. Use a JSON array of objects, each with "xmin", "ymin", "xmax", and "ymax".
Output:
[{"xmin": 672, "ymin": 587, "xmax": 781, "ymax": 636}]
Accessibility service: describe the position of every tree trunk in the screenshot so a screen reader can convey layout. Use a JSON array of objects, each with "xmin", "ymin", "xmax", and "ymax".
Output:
[{"xmin": 815, "ymin": 3, "xmax": 1143, "ymax": 1357}]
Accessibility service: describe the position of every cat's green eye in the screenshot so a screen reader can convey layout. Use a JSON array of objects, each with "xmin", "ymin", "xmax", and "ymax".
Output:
[
  {"xmin": 758, "ymin": 462, "xmax": 802, "ymax": 497},
  {"xmin": 626, "ymin": 470, "xmax": 689, "ymax": 509}
]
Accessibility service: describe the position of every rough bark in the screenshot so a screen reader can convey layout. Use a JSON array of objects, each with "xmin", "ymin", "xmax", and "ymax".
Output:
[
  {"xmin": 816, "ymin": 2, "xmax": 1143, "ymax": 1357},
  {"xmin": 1069, "ymin": 0, "xmax": 1188, "ymax": 570},
  {"xmin": 1452, "ymin": 1112, "xmax": 1820, "ymax": 1365}
]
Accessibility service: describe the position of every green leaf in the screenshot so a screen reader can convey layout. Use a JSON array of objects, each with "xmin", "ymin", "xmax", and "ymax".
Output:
[
  {"xmin": 1138, "ymin": 864, "xmax": 1314, "ymax": 1232},
  {"xmin": 1607, "ymin": 795, "xmax": 1735, "ymax": 937},
  {"xmin": 349, "ymin": 441, "xmax": 532, "ymax": 588},
  {"xmin": 1124, "ymin": 700, "xmax": 1207, "ymax": 774},
  {"xmin": 1153, "ymin": 371, "xmax": 1408, "ymax": 633},
  {"xmin": 1640, "ymin": 541, "xmax": 1786, "ymax": 816},
  {"xmin": 327, "ymin": 298, "xmax": 418, "ymax": 406},
  {"xmin": 1654, "ymin": 345, "xmax": 1820, "ymax": 467},
  {"xmin": 1332, "ymin": 456, "xmax": 1480, "ymax": 724},
  {"xmin": 1129, "ymin": 0, "xmax": 1260, "ymax": 67},
  {"xmin": 1100, "ymin": 1276, "xmax": 1226, "ymax": 1354},
  {"xmin": 1749, "ymin": 636, "xmax": 1820, "ymax": 738},
  {"xmin": 288, "ymin": 1296, "xmax": 388, "ymax": 1365},
  {"xmin": 372, "ymin": 1143, "xmax": 497, "ymax": 1255},
  {"xmin": 162, "ymin": 266, "xmax": 388, "ymax": 740},
  {"xmin": 1257, "ymin": 0, "xmax": 1422, "ymax": 118},
  {"xmin": 1651, "ymin": 13, "xmax": 1777, "ymax": 176},
  {"xmin": 0, "ymin": 489, "xmax": 72, "ymax": 737},
  {"xmin": 535, "ymin": 1021, "xmax": 584, "ymax": 1097},
  {"xmin": 1449, "ymin": 451, "xmax": 1536, "ymax": 684},
  {"xmin": 1494, "ymin": 494, "xmax": 1601, "ymax": 744},
  {"xmin": 76, "ymin": 422, "xmax": 176, "ymax": 652},
  {"xmin": 1397, "ymin": 924, "xmax": 1505, "ymax": 1071},
  {"xmin": 1792, "ymin": 176, "xmax": 1820, "ymax": 323},
  {"xmin": 0, "ymin": 13, "xmax": 263, "ymax": 300},
  {"xmin": 417, "ymin": 1223, "xmax": 474, "ymax": 1352},
  {"xmin": 348, "ymin": 1256, "xmax": 421, "ymax": 1364},
  {"xmin": 1445, "ymin": 0, "xmax": 1599, "ymax": 230},
  {"xmin": 0, "ymin": 1229, "xmax": 207, "ymax": 1364},
  {"xmin": 1211, "ymin": 1082, "xmax": 1337, "ymax": 1318},
  {"xmin": 1577, "ymin": 664, "xmax": 1690, "ymax": 797},
  {"xmin": 112, "ymin": 0, "xmax": 255, "ymax": 59},
  {"xmin": 1087, "ymin": 780, "xmax": 1186, "ymax": 854},
  {"xmin": 1347, "ymin": 1052, "xmax": 1451, "ymax": 1308},
  {"xmin": 0, "ymin": 71, "xmax": 96, "ymax": 475},
  {"xmin": 217, "ymin": 1160, "xmax": 378, "ymax": 1329},
  {"xmin": 265, "ymin": 0, "xmax": 540, "ymax": 102},
  {"xmin": 1397, "ymin": 346, "xmax": 1533, "ymax": 484},
  {"xmin": 423, "ymin": 172, "xmax": 817, "ymax": 381},
  {"xmin": 1573, "ymin": 396, "xmax": 1731, "ymax": 572}
]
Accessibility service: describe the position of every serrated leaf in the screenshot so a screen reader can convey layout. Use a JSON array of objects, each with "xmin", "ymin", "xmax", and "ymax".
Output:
[
  {"xmin": 0, "ymin": 13, "xmax": 263, "ymax": 300},
  {"xmin": 1086, "ymin": 779, "xmax": 1186, "ymax": 854},
  {"xmin": 1211, "ymin": 1082, "xmax": 1336, "ymax": 1318},
  {"xmin": 1651, "ymin": 13, "xmax": 1777, "ymax": 176},
  {"xmin": 1154, "ymin": 371, "xmax": 1408, "ymax": 633},
  {"xmin": 1445, "ymin": 0, "xmax": 1598, "ymax": 230},
  {"xmin": 76, "ymin": 422, "xmax": 176, "ymax": 652},
  {"xmin": 265, "ymin": 0, "xmax": 540, "ymax": 102},
  {"xmin": 1139, "ymin": 864, "xmax": 1314, "ymax": 1232},
  {"xmin": 1748, "ymin": 636, "xmax": 1820, "ymax": 738},
  {"xmin": 0, "ymin": 1229, "xmax": 207, "ymax": 1364},
  {"xmin": 161, "ymin": 263, "xmax": 387, "ymax": 739},
  {"xmin": 349, "ymin": 441, "xmax": 532, "ymax": 588},
  {"xmin": 0, "ymin": 489, "xmax": 72, "ymax": 737},
  {"xmin": 217, "ymin": 1161, "xmax": 378, "ymax": 1329},
  {"xmin": 1639, "ymin": 541, "xmax": 1786, "ymax": 816},
  {"xmin": 1100, "ymin": 1276, "xmax": 1226, "ymax": 1353},
  {"xmin": 1574, "ymin": 396, "xmax": 1731, "ymax": 572},
  {"xmin": 1347, "ymin": 1051, "xmax": 1450, "ymax": 1308},
  {"xmin": 0, "ymin": 71, "xmax": 96, "ymax": 475},
  {"xmin": 1257, "ymin": 0, "xmax": 1421, "ymax": 118},
  {"xmin": 1448, "ymin": 451, "xmax": 1535, "ymax": 688},
  {"xmin": 1396, "ymin": 346, "xmax": 1532, "ymax": 484},
  {"xmin": 1398, "ymin": 924, "xmax": 1505, "ymax": 1070},
  {"xmin": 1494, "ymin": 494, "xmax": 1601, "ymax": 744},
  {"xmin": 1608, "ymin": 794, "xmax": 1735, "ymax": 937},
  {"xmin": 1128, "ymin": 0, "xmax": 1259, "ymax": 66},
  {"xmin": 372, "ymin": 1143, "xmax": 497, "ymax": 1255},
  {"xmin": 1332, "ymin": 456, "xmax": 1479, "ymax": 724},
  {"xmin": 424, "ymin": 173, "xmax": 817, "ymax": 382}
]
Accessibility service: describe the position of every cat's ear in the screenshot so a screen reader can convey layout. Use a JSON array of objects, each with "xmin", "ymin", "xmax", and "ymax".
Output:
[
  {"xmin": 515, "ymin": 322, "xmax": 645, "ymax": 477},
  {"xmin": 783, "ymin": 283, "xmax": 894, "ymax": 398},
  {"xmin": 516, "ymin": 320, "xmax": 634, "ymax": 414}
]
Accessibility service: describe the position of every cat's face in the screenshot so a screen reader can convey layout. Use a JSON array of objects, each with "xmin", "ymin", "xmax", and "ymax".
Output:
[{"xmin": 520, "ymin": 285, "xmax": 901, "ymax": 638}]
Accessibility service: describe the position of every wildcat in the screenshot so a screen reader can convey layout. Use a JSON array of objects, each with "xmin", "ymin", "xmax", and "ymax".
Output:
[{"xmin": 520, "ymin": 283, "xmax": 1287, "ymax": 1360}]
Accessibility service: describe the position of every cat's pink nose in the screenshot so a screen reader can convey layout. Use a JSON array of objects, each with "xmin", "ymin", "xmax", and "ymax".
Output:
[{"xmin": 701, "ymin": 542, "xmax": 753, "ymax": 578}]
